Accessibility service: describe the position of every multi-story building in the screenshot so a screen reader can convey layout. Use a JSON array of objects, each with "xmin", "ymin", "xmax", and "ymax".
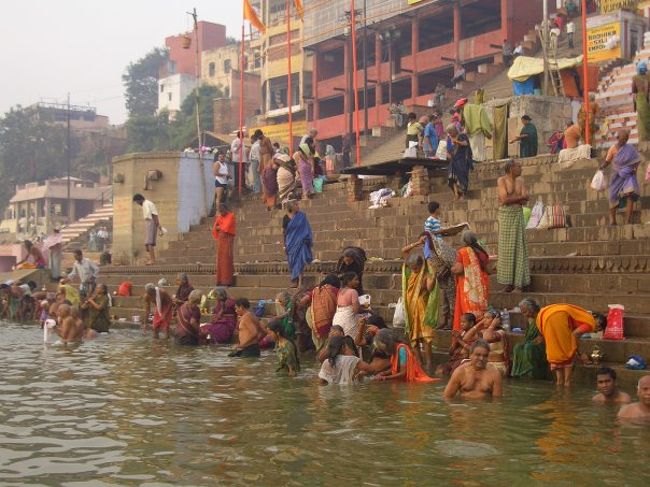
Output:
[
  {"xmin": 157, "ymin": 73, "xmax": 196, "ymax": 116},
  {"xmin": 25, "ymin": 102, "xmax": 109, "ymax": 133},
  {"xmin": 158, "ymin": 21, "xmax": 228, "ymax": 117},
  {"xmin": 243, "ymin": 0, "xmax": 312, "ymax": 147},
  {"xmin": 304, "ymin": 0, "xmax": 546, "ymax": 149}
]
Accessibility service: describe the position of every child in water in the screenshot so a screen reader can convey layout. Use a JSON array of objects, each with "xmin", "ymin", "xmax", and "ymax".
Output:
[{"xmin": 268, "ymin": 319, "xmax": 300, "ymax": 377}]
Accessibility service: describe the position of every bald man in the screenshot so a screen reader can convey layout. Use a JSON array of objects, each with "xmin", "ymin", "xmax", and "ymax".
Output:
[
  {"xmin": 618, "ymin": 375, "xmax": 650, "ymax": 421},
  {"xmin": 56, "ymin": 304, "xmax": 84, "ymax": 343}
]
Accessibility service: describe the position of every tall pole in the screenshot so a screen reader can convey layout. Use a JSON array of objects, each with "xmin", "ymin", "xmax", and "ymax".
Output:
[
  {"xmin": 239, "ymin": 22, "xmax": 245, "ymax": 195},
  {"xmin": 388, "ymin": 34, "xmax": 393, "ymax": 105},
  {"xmin": 287, "ymin": 0, "xmax": 294, "ymax": 152},
  {"xmin": 190, "ymin": 8, "xmax": 207, "ymax": 212},
  {"xmin": 542, "ymin": 0, "xmax": 549, "ymax": 95},
  {"xmin": 191, "ymin": 8, "xmax": 202, "ymax": 151},
  {"xmin": 351, "ymin": 1, "xmax": 361, "ymax": 166},
  {"xmin": 66, "ymin": 93, "xmax": 71, "ymax": 223},
  {"xmin": 363, "ymin": 0, "xmax": 368, "ymax": 139},
  {"xmin": 581, "ymin": 0, "xmax": 590, "ymax": 144}
]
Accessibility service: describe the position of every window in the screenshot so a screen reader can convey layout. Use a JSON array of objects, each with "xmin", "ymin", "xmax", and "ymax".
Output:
[
  {"xmin": 168, "ymin": 93, "xmax": 172, "ymax": 102},
  {"xmin": 224, "ymin": 59, "xmax": 232, "ymax": 73},
  {"xmin": 160, "ymin": 84, "xmax": 164, "ymax": 93},
  {"xmin": 208, "ymin": 62, "xmax": 216, "ymax": 77}
]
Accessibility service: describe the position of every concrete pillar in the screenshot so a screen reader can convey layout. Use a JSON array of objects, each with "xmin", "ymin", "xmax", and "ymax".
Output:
[
  {"xmin": 312, "ymin": 49, "xmax": 319, "ymax": 121},
  {"xmin": 347, "ymin": 174, "xmax": 363, "ymax": 202},
  {"xmin": 344, "ymin": 39, "xmax": 351, "ymax": 135},
  {"xmin": 411, "ymin": 16, "xmax": 419, "ymax": 103},
  {"xmin": 501, "ymin": 0, "xmax": 511, "ymax": 44},
  {"xmin": 453, "ymin": 0, "xmax": 461, "ymax": 63},
  {"xmin": 375, "ymin": 34, "xmax": 383, "ymax": 127},
  {"xmin": 410, "ymin": 165, "xmax": 429, "ymax": 196}
]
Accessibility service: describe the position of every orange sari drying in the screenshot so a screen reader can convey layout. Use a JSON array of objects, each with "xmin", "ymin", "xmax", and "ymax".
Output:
[
  {"xmin": 390, "ymin": 343, "xmax": 438, "ymax": 383},
  {"xmin": 212, "ymin": 212, "xmax": 236, "ymax": 286}
]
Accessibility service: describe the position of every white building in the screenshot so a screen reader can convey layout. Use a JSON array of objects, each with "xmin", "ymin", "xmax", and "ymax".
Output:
[{"xmin": 158, "ymin": 73, "xmax": 196, "ymax": 117}]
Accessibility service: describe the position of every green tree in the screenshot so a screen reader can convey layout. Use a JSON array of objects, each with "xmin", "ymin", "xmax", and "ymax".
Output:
[
  {"xmin": 122, "ymin": 47, "xmax": 168, "ymax": 118},
  {"xmin": 0, "ymin": 106, "xmax": 67, "ymax": 211},
  {"xmin": 168, "ymin": 84, "xmax": 223, "ymax": 148}
]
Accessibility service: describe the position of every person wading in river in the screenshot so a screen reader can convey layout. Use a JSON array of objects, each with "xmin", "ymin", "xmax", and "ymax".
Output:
[
  {"xmin": 443, "ymin": 340, "xmax": 503, "ymax": 400},
  {"xmin": 592, "ymin": 367, "xmax": 631, "ymax": 405},
  {"xmin": 618, "ymin": 375, "xmax": 650, "ymax": 422}
]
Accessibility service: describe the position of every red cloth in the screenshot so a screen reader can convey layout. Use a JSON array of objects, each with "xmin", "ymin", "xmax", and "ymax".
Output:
[
  {"xmin": 153, "ymin": 302, "xmax": 173, "ymax": 332},
  {"xmin": 212, "ymin": 212, "xmax": 236, "ymax": 286},
  {"xmin": 212, "ymin": 212, "xmax": 236, "ymax": 239},
  {"xmin": 117, "ymin": 281, "xmax": 132, "ymax": 297},
  {"xmin": 390, "ymin": 343, "xmax": 438, "ymax": 383}
]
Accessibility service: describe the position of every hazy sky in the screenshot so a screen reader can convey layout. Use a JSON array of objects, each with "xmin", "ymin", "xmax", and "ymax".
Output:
[{"xmin": 0, "ymin": 1, "xmax": 242, "ymax": 125}]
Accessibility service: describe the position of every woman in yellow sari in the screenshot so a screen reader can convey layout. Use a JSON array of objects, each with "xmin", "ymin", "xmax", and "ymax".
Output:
[
  {"xmin": 401, "ymin": 236, "xmax": 440, "ymax": 372},
  {"xmin": 451, "ymin": 231, "xmax": 490, "ymax": 331},
  {"xmin": 535, "ymin": 303, "xmax": 595, "ymax": 387}
]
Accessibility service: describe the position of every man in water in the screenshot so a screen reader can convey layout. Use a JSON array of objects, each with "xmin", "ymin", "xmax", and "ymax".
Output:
[
  {"xmin": 496, "ymin": 160, "xmax": 530, "ymax": 293},
  {"xmin": 66, "ymin": 249, "xmax": 99, "ymax": 296},
  {"xmin": 618, "ymin": 376, "xmax": 650, "ymax": 421},
  {"xmin": 230, "ymin": 298, "xmax": 264, "ymax": 357},
  {"xmin": 443, "ymin": 340, "xmax": 503, "ymax": 399},
  {"xmin": 56, "ymin": 304, "xmax": 84, "ymax": 343},
  {"xmin": 592, "ymin": 367, "xmax": 631, "ymax": 404}
]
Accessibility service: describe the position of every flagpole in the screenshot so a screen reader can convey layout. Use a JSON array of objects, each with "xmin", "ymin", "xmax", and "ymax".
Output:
[
  {"xmin": 287, "ymin": 0, "xmax": 293, "ymax": 153},
  {"xmin": 350, "ymin": 0, "xmax": 361, "ymax": 166},
  {"xmin": 239, "ymin": 21, "xmax": 245, "ymax": 195},
  {"xmin": 581, "ymin": 0, "xmax": 590, "ymax": 144}
]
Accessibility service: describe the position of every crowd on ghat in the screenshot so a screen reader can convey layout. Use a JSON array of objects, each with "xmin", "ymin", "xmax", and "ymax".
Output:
[{"xmin": 2, "ymin": 119, "xmax": 649, "ymax": 421}]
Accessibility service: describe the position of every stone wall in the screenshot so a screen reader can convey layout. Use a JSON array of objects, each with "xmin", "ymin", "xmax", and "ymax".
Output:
[
  {"xmin": 111, "ymin": 152, "xmax": 213, "ymax": 265},
  {"xmin": 484, "ymin": 95, "xmax": 573, "ymax": 159}
]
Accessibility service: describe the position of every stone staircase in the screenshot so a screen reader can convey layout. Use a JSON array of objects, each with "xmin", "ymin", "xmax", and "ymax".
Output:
[
  {"xmin": 99, "ymin": 153, "xmax": 650, "ymax": 383},
  {"xmin": 594, "ymin": 42, "xmax": 650, "ymax": 149},
  {"xmin": 61, "ymin": 202, "xmax": 113, "ymax": 248}
]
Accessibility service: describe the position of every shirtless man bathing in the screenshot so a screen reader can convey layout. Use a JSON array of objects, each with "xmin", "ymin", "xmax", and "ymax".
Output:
[
  {"xmin": 592, "ymin": 367, "xmax": 631, "ymax": 405},
  {"xmin": 618, "ymin": 375, "xmax": 650, "ymax": 422},
  {"xmin": 443, "ymin": 340, "xmax": 503, "ymax": 400}
]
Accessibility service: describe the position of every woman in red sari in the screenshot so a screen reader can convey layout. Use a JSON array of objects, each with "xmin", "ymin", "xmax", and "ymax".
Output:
[
  {"xmin": 372, "ymin": 328, "xmax": 438, "ymax": 383},
  {"xmin": 452, "ymin": 231, "xmax": 490, "ymax": 331},
  {"xmin": 212, "ymin": 204, "xmax": 236, "ymax": 286}
]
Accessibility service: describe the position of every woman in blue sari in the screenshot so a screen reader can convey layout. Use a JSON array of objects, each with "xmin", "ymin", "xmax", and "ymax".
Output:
[
  {"xmin": 601, "ymin": 129, "xmax": 641, "ymax": 225},
  {"xmin": 283, "ymin": 201, "xmax": 313, "ymax": 288}
]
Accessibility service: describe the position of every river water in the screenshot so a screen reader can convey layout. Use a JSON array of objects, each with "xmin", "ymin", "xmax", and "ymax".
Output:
[{"xmin": 0, "ymin": 322, "xmax": 648, "ymax": 486}]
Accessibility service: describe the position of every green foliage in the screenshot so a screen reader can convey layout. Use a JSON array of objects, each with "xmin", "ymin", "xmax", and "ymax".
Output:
[
  {"xmin": 125, "ymin": 84, "xmax": 222, "ymax": 152},
  {"xmin": 122, "ymin": 47, "xmax": 169, "ymax": 118},
  {"xmin": 0, "ymin": 106, "xmax": 68, "ymax": 211}
]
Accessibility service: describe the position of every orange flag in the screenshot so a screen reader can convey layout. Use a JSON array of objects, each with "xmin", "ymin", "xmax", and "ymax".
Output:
[
  {"xmin": 243, "ymin": 0, "xmax": 265, "ymax": 34},
  {"xmin": 294, "ymin": 0, "xmax": 304, "ymax": 19}
]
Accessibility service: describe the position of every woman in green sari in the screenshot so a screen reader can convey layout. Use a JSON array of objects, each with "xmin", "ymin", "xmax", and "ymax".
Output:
[
  {"xmin": 83, "ymin": 283, "xmax": 111, "ymax": 333},
  {"xmin": 511, "ymin": 298, "xmax": 548, "ymax": 379},
  {"xmin": 401, "ymin": 236, "xmax": 440, "ymax": 372}
]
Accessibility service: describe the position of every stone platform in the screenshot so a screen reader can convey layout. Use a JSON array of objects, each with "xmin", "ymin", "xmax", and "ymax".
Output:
[{"xmin": 100, "ymin": 154, "xmax": 650, "ymax": 383}]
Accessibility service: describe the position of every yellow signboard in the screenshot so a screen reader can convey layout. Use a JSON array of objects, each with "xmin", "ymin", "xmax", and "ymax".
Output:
[
  {"xmin": 250, "ymin": 120, "xmax": 307, "ymax": 145},
  {"xmin": 408, "ymin": 0, "xmax": 425, "ymax": 4},
  {"xmin": 598, "ymin": 0, "xmax": 638, "ymax": 13},
  {"xmin": 587, "ymin": 22, "xmax": 621, "ymax": 62}
]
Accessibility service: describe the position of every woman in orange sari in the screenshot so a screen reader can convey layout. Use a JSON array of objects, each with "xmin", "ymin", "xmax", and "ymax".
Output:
[
  {"xmin": 452, "ymin": 231, "xmax": 490, "ymax": 331},
  {"xmin": 307, "ymin": 273, "xmax": 340, "ymax": 350},
  {"xmin": 212, "ymin": 204, "xmax": 236, "ymax": 286},
  {"xmin": 372, "ymin": 328, "xmax": 437, "ymax": 383},
  {"xmin": 535, "ymin": 303, "xmax": 595, "ymax": 387}
]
